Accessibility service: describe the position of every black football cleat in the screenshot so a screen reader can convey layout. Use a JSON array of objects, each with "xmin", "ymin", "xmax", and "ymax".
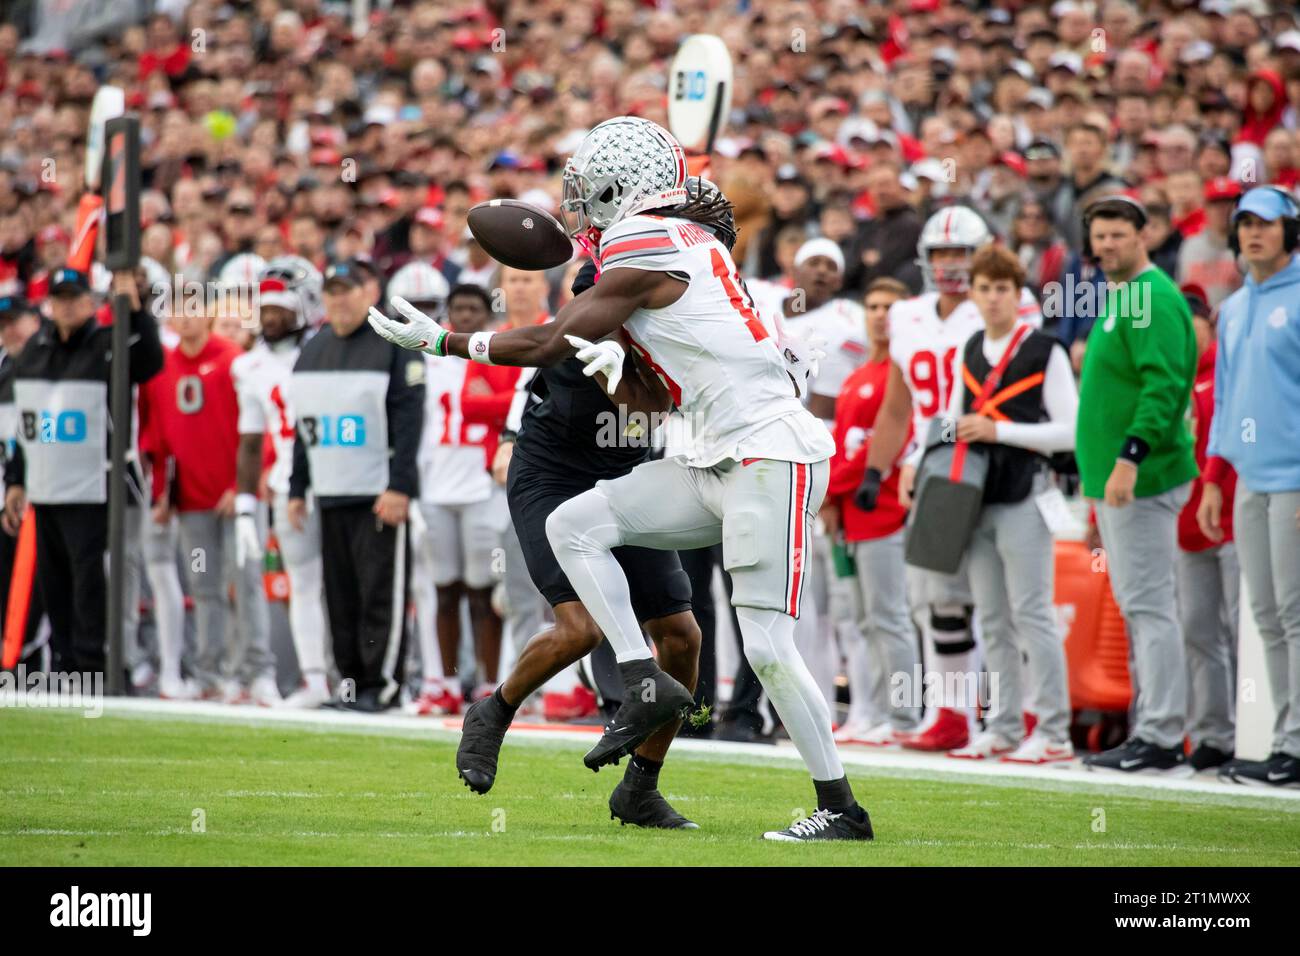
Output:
[
  {"xmin": 1082, "ymin": 737, "xmax": 1192, "ymax": 776},
  {"xmin": 456, "ymin": 695, "xmax": 512, "ymax": 794},
  {"xmin": 763, "ymin": 807, "xmax": 875, "ymax": 842},
  {"xmin": 608, "ymin": 780, "xmax": 699, "ymax": 830},
  {"xmin": 1187, "ymin": 743, "xmax": 1233, "ymax": 772},
  {"xmin": 1227, "ymin": 752, "xmax": 1300, "ymax": 789},
  {"xmin": 584, "ymin": 659, "xmax": 695, "ymax": 772}
]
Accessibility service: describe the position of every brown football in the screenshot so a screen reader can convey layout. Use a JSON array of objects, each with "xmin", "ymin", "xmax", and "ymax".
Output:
[{"xmin": 467, "ymin": 198, "xmax": 573, "ymax": 271}]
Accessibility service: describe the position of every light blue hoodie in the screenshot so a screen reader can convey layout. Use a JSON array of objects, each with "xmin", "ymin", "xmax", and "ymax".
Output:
[{"xmin": 1208, "ymin": 255, "xmax": 1300, "ymax": 492}]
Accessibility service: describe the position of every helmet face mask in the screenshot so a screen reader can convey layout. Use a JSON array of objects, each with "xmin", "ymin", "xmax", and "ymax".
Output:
[
  {"xmin": 559, "ymin": 117, "xmax": 689, "ymax": 238},
  {"xmin": 917, "ymin": 206, "xmax": 993, "ymax": 295},
  {"xmin": 925, "ymin": 248, "xmax": 977, "ymax": 295}
]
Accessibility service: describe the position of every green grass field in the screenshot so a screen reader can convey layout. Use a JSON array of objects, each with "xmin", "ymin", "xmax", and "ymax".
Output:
[{"xmin": 3, "ymin": 708, "xmax": 1298, "ymax": 866}]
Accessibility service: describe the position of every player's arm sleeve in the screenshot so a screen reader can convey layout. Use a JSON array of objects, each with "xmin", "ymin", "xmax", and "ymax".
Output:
[
  {"xmin": 127, "ymin": 305, "xmax": 165, "ymax": 384},
  {"xmin": 944, "ymin": 357, "xmax": 967, "ymax": 421},
  {"xmin": 994, "ymin": 343, "xmax": 1078, "ymax": 453},
  {"xmin": 233, "ymin": 362, "xmax": 267, "ymax": 435},
  {"xmin": 386, "ymin": 348, "xmax": 425, "ymax": 498},
  {"xmin": 460, "ymin": 365, "xmax": 516, "ymax": 429},
  {"xmin": 598, "ymin": 219, "xmax": 686, "ymax": 277}
]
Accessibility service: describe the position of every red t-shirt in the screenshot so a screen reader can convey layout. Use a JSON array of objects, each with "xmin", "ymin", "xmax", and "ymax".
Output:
[
  {"xmin": 1178, "ymin": 343, "xmax": 1237, "ymax": 551},
  {"xmin": 460, "ymin": 362, "xmax": 522, "ymax": 469},
  {"xmin": 827, "ymin": 356, "xmax": 910, "ymax": 542},
  {"xmin": 140, "ymin": 334, "xmax": 244, "ymax": 512}
]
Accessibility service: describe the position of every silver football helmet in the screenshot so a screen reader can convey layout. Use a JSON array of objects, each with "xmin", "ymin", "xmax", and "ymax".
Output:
[
  {"xmin": 256, "ymin": 255, "xmax": 323, "ymax": 331},
  {"xmin": 916, "ymin": 206, "xmax": 993, "ymax": 295},
  {"xmin": 560, "ymin": 117, "xmax": 689, "ymax": 237},
  {"xmin": 387, "ymin": 260, "xmax": 450, "ymax": 316}
]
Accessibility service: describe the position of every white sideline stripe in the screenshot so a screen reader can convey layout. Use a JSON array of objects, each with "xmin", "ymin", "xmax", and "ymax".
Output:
[{"xmin": 86, "ymin": 698, "xmax": 1300, "ymax": 804}]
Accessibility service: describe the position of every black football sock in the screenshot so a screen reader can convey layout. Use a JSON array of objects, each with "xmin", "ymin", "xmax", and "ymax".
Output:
[
  {"xmin": 625, "ymin": 754, "xmax": 663, "ymax": 790},
  {"xmin": 491, "ymin": 687, "xmax": 518, "ymax": 720},
  {"xmin": 814, "ymin": 776, "xmax": 860, "ymax": 815}
]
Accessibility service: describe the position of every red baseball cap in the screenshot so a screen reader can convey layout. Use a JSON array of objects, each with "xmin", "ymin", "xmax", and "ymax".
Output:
[
  {"xmin": 996, "ymin": 151, "xmax": 1028, "ymax": 177},
  {"xmin": 413, "ymin": 206, "xmax": 445, "ymax": 230},
  {"xmin": 1204, "ymin": 176, "xmax": 1243, "ymax": 202},
  {"xmin": 37, "ymin": 225, "xmax": 70, "ymax": 247}
]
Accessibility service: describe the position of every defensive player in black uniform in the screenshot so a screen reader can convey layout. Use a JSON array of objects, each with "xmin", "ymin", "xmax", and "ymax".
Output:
[{"xmin": 455, "ymin": 181, "xmax": 738, "ymax": 830}]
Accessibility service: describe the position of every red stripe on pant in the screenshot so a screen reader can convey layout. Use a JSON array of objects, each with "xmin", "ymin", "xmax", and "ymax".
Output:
[{"xmin": 788, "ymin": 463, "xmax": 808, "ymax": 616}]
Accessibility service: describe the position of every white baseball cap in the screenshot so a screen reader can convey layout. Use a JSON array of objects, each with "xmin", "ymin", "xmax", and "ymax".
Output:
[{"xmin": 794, "ymin": 238, "xmax": 845, "ymax": 273}]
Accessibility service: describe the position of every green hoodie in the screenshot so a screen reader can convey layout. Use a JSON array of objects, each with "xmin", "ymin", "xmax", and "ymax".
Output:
[{"xmin": 1076, "ymin": 263, "xmax": 1199, "ymax": 499}]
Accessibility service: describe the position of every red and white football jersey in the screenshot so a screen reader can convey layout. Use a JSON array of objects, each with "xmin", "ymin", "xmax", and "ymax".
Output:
[
  {"xmin": 888, "ymin": 288, "xmax": 1041, "ymax": 461},
  {"xmin": 746, "ymin": 279, "xmax": 868, "ymax": 405},
  {"xmin": 232, "ymin": 338, "xmax": 304, "ymax": 496},
  {"xmin": 599, "ymin": 214, "xmax": 834, "ymax": 467},
  {"xmin": 419, "ymin": 354, "xmax": 494, "ymax": 506}
]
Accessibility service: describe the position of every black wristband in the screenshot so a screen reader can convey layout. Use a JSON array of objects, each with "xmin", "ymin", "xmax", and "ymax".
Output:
[
  {"xmin": 1118, "ymin": 435, "xmax": 1149, "ymax": 465},
  {"xmin": 865, "ymin": 466, "xmax": 883, "ymax": 485}
]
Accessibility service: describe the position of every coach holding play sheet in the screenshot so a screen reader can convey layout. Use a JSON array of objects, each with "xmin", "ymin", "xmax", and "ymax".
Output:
[
  {"xmin": 1075, "ymin": 196, "xmax": 1199, "ymax": 777},
  {"xmin": 288, "ymin": 260, "xmax": 424, "ymax": 713},
  {"xmin": 2, "ymin": 267, "xmax": 163, "ymax": 674},
  {"xmin": 1199, "ymin": 186, "xmax": 1300, "ymax": 789}
]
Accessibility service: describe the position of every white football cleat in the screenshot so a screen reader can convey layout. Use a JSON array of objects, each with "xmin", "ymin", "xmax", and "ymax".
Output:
[
  {"xmin": 1002, "ymin": 731, "xmax": 1075, "ymax": 764},
  {"xmin": 833, "ymin": 719, "xmax": 874, "ymax": 744},
  {"xmin": 948, "ymin": 730, "xmax": 1016, "ymax": 760},
  {"xmin": 278, "ymin": 683, "xmax": 332, "ymax": 710},
  {"xmin": 857, "ymin": 721, "xmax": 906, "ymax": 747},
  {"xmin": 158, "ymin": 677, "xmax": 198, "ymax": 701},
  {"xmin": 251, "ymin": 675, "xmax": 283, "ymax": 707}
]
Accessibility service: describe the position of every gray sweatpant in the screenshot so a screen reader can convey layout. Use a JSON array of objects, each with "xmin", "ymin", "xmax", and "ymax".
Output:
[
  {"xmin": 850, "ymin": 530, "xmax": 921, "ymax": 731},
  {"xmin": 1234, "ymin": 488, "xmax": 1300, "ymax": 758},
  {"xmin": 1094, "ymin": 483, "xmax": 1191, "ymax": 750},
  {"xmin": 1176, "ymin": 542, "xmax": 1239, "ymax": 752},
  {"xmin": 966, "ymin": 490, "xmax": 1071, "ymax": 743},
  {"xmin": 178, "ymin": 510, "xmax": 274, "ymax": 690}
]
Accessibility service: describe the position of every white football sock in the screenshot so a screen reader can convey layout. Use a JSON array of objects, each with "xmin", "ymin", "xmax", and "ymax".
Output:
[
  {"xmin": 737, "ymin": 606, "xmax": 844, "ymax": 781},
  {"xmin": 544, "ymin": 491, "xmax": 652, "ymax": 663}
]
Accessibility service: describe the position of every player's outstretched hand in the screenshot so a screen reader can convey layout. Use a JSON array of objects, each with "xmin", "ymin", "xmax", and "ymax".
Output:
[
  {"xmin": 778, "ymin": 328, "xmax": 827, "ymax": 395},
  {"xmin": 368, "ymin": 297, "xmax": 449, "ymax": 355},
  {"xmin": 564, "ymin": 334, "xmax": 624, "ymax": 396}
]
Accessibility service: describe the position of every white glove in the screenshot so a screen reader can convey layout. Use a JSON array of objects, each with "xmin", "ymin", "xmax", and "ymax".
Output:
[
  {"xmin": 367, "ymin": 296, "xmax": 449, "ymax": 355},
  {"xmin": 777, "ymin": 327, "xmax": 828, "ymax": 396},
  {"xmin": 234, "ymin": 513, "xmax": 263, "ymax": 569},
  {"xmin": 564, "ymin": 334, "xmax": 625, "ymax": 396}
]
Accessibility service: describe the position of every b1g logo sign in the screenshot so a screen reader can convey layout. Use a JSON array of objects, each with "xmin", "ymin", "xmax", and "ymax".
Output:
[
  {"xmin": 299, "ymin": 414, "xmax": 366, "ymax": 447},
  {"xmin": 21, "ymin": 409, "xmax": 88, "ymax": 444},
  {"xmin": 674, "ymin": 69, "xmax": 708, "ymax": 101}
]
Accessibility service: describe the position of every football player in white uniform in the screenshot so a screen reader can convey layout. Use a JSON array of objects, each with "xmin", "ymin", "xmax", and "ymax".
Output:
[
  {"xmin": 857, "ymin": 205, "xmax": 1041, "ymax": 752},
  {"xmin": 231, "ymin": 256, "xmax": 332, "ymax": 709},
  {"xmin": 370, "ymin": 117, "xmax": 874, "ymax": 842}
]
